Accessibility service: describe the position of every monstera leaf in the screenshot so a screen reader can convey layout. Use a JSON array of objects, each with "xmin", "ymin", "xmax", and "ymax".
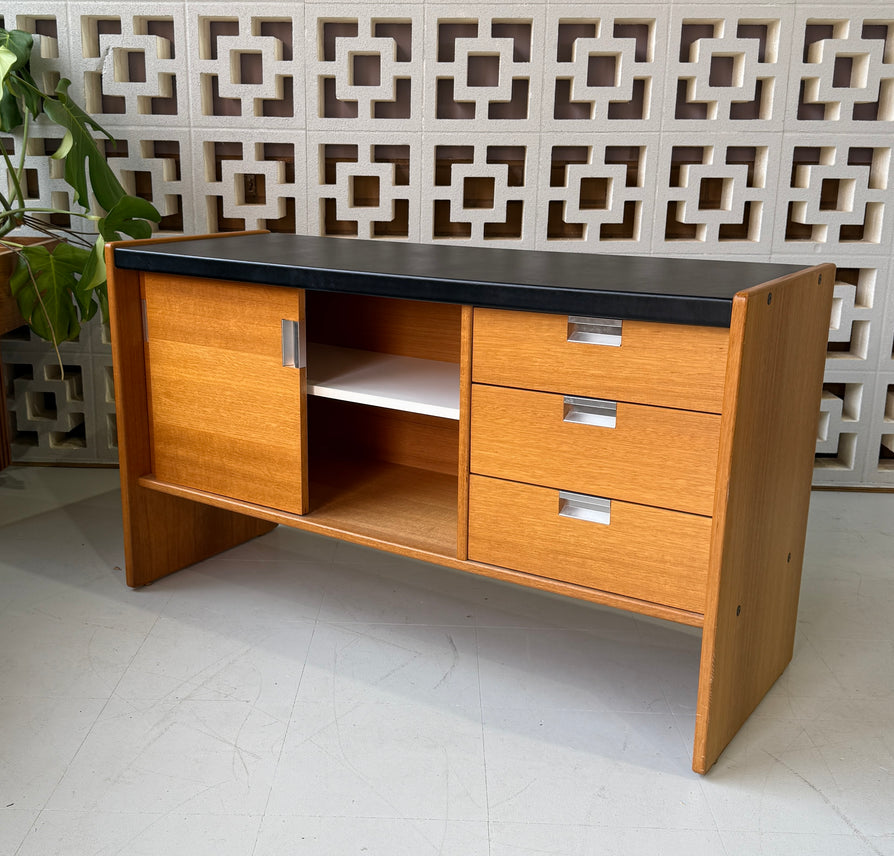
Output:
[
  {"xmin": 43, "ymin": 80, "xmax": 125, "ymax": 211},
  {"xmin": 8, "ymin": 242, "xmax": 94, "ymax": 342},
  {"xmin": 0, "ymin": 31, "xmax": 42, "ymax": 130},
  {"xmin": 99, "ymin": 194, "xmax": 159, "ymax": 241},
  {"xmin": 0, "ymin": 29, "xmax": 161, "ymax": 346}
]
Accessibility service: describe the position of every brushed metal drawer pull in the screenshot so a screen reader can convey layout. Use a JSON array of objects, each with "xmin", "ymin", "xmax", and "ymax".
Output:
[
  {"xmin": 559, "ymin": 490, "xmax": 611, "ymax": 525},
  {"xmin": 563, "ymin": 395, "xmax": 617, "ymax": 428},
  {"xmin": 281, "ymin": 319, "xmax": 306, "ymax": 368},
  {"xmin": 567, "ymin": 316, "xmax": 622, "ymax": 346}
]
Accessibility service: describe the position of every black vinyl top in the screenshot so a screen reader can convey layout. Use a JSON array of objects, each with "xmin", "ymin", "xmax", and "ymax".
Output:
[{"xmin": 114, "ymin": 233, "xmax": 808, "ymax": 327}]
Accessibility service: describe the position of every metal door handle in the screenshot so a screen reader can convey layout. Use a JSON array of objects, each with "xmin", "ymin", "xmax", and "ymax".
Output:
[
  {"xmin": 558, "ymin": 490, "xmax": 611, "ymax": 525},
  {"xmin": 281, "ymin": 319, "xmax": 306, "ymax": 368},
  {"xmin": 563, "ymin": 396, "xmax": 617, "ymax": 428},
  {"xmin": 567, "ymin": 316, "xmax": 622, "ymax": 346}
]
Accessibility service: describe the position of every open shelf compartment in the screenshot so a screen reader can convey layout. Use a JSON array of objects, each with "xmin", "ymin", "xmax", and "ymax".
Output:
[{"xmin": 307, "ymin": 343, "xmax": 460, "ymax": 419}]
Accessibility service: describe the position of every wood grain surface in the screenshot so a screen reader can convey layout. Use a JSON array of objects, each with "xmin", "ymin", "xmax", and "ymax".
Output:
[
  {"xmin": 106, "ymin": 238, "xmax": 276, "ymax": 588},
  {"xmin": 468, "ymin": 474, "xmax": 712, "ymax": 613},
  {"xmin": 457, "ymin": 305, "xmax": 473, "ymax": 559},
  {"xmin": 470, "ymin": 383, "xmax": 720, "ymax": 516},
  {"xmin": 307, "ymin": 291, "xmax": 462, "ymax": 362},
  {"xmin": 138, "ymin": 471, "xmax": 704, "ymax": 626},
  {"xmin": 472, "ymin": 308, "xmax": 730, "ymax": 413},
  {"xmin": 143, "ymin": 272, "xmax": 308, "ymax": 515},
  {"xmin": 693, "ymin": 263, "xmax": 835, "ymax": 774}
]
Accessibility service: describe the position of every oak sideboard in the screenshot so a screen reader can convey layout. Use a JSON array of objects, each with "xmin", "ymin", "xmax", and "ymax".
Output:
[{"xmin": 106, "ymin": 231, "xmax": 834, "ymax": 774}]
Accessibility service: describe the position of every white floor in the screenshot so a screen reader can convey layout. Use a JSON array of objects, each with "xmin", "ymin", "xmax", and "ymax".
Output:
[{"xmin": 0, "ymin": 466, "xmax": 892, "ymax": 856}]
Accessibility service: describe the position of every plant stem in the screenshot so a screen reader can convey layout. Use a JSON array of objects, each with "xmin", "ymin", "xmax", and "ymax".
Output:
[{"xmin": 0, "ymin": 206, "xmax": 99, "ymax": 220}]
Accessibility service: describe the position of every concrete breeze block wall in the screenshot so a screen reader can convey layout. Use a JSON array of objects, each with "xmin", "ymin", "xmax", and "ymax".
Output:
[{"xmin": 1, "ymin": 0, "xmax": 892, "ymax": 485}]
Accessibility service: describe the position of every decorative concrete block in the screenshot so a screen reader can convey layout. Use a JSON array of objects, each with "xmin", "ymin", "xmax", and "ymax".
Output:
[
  {"xmin": 865, "ymin": 372, "xmax": 894, "ymax": 485},
  {"xmin": 306, "ymin": 5, "xmax": 424, "ymax": 131},
  {"xmin": 534, "ymin": 132, "xmax": 658, "ymax": 251},
  {"xmin": 189, "ymin": 128, "xmax": 308, "ymax": 235},
  {"xmin": 307, "ymin": 131, "xmax": 422, "ymax": 241},
  {"xmin": 63, "ymin": 3, "xmax": 189, "ymax": 127},
  {"xmin": 664, "ymin": 5, "xmax": 795, "ymax": 130},
  {"xmin": 186, "ymin": 4, "xmax": 307, "ymax": 129},
  {"xmin": 652, "ymin": 133, "xmax": 782, "ymax": 254},
  {"xmin": 1, "ymin": 318, "xmax": 117, "ymax": 464},
  {"xmin": 774, "ymin": 134, "xmax": 892, "ymax": 255},
  {"xmin": 788, "ymin": 7, "xmax": 894, "ymax": 130},
  {"xmin": 541, "ymin": 5, "xmax": 668, "ymax": 133},
  {"xmin": 424, "ymin": 6, "xmax": 547, "ymax": 132},
  {"xmin": 419, "ymin": 133, "xmax": 540, "ymax": 247}
]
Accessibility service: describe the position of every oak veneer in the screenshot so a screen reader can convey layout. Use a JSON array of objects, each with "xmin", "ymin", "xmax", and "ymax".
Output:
[
  {"xmin": 694, "ymin": 264, "xmax": 836, "ymax": 774},
  {"xmin": 470, "ymin": 383, "xmax": 720, "ymax": 516},
  {"xmin": 472, "ymin": 309, "xmax": 730, "ymax": 413},
  {"xmin": 143, "ymin": 272, "xmax": 308, "ymax": 515},
  {"xmin": 468, "ymin": 474, "xmax": 712, "ymax": 614},
  {"xmin": 457, "ymin": 305, "xmax": 474, "ymax": 560},
  {"xmin": 309, "ymin": 397, "xmax": 459, "ymax": 476},
  {"xmin": 140, "ymin": 458, "xmax": 458, "ymax": 559},
  {"xmin": 307, "ymin": 291, "xmax": 462, "ymax": 363},
  {"xmin": 105, "ymin": 235, "xmax": 277, "ymax": 588}
]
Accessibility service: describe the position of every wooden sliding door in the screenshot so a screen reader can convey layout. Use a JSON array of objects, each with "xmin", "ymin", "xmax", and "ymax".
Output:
[{"xmin": 142, "ymin": 273, "xmax": 308, "ymax": 515}]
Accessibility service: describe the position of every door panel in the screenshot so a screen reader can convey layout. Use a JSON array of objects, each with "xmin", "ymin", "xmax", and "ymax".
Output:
[{"xmin": 143, "ymin": 273, "xmax": 308, "ymax": 515}]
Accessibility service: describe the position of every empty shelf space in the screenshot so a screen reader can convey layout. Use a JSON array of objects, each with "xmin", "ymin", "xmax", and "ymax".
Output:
[
  {"xmin": 308, "ymin": 456, "xmax": 458, "ymax": 557},
  {"xmin": 139, "ymin": 457, "xmax": 459, "ymax": 560},
  {"xmin": 306, "ymin": 343, "xmax": 460, "ymax": 420}
]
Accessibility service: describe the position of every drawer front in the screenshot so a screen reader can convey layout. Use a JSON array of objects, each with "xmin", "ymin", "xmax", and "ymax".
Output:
[
  {"xmin": 468, "ymin": 475, "xmax": 710, "ymax": 614},
  {"xmin": 470, "ymin": 384, "xmax": 720, "ymax": 516},
  {"xmin": 472, "ymin": 308, "xmax": 729, "ymax": 413}
]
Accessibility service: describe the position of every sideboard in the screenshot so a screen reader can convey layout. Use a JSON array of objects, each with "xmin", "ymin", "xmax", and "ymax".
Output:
[{"xmin": 106, "ymin": 231, "xmax": 834, "ymax": 774}]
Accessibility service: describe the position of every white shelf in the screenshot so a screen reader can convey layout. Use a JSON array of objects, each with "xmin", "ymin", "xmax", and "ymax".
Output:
[{"xmin": 306, "ymin": 344, "xmax": 460, "ymax": 420}]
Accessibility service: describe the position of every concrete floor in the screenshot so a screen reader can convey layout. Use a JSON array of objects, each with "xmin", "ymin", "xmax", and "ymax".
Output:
[{"xmin": 0, "ymin": 465, "xmax": 892, "ymax": 855}]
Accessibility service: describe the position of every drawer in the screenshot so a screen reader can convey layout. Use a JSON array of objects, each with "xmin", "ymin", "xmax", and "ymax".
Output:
[
  {"xmin": 468, "ymin": 475, "xmax": 710, "ymax": 614},
  {"xmin": 472, "ymin": 308, "xmax": 729, "ymax": 413},
  {"xmin": 470, "ymin": 384, "xmax": 720, "ymax": 516}
]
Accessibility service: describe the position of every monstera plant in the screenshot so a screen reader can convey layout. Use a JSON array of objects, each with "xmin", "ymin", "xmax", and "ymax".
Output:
[{"xmin": 0, "ymin": 27, "xmax": 160, "ymax": 353}]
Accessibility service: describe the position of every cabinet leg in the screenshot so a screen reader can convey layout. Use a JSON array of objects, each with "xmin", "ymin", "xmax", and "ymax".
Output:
[{"xmin": 123, "ymin": 483, "xmax": 274, "ymax": 588}]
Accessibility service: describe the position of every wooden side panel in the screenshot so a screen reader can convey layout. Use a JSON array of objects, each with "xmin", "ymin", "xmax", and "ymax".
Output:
[
  {"xmin": 143, "ymin": 273, "xmax": 308, "ymax": 515},
  {"xmin": 468, "ymin": 475, "xmax": 712, "ymax": 614},
  {"xmin": 694, "ymin": 264, "xmax": 834, "ymax": 774},
  {"xmin": 457, "ymin": 305, "xmax": 473, "ymax": 559},
  {"xmin": 472, "ymin": 309, "xmax": 730, "ymax": 413},
  {"xmin": 307, "ymin": 291, "xmax": 462, "ymax": 362},
  {"xmin": 471, "ymin": 384, "xmax": 720, "ymax": 516},
  {"xmin": 106, "ymin": 241, "xmax": 275, "ymax": 588}
]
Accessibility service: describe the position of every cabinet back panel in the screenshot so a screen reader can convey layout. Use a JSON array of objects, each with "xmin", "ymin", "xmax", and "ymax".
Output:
[
  {"xmin": 307, "ymin": 292, "xmax": 462, "ymax": 362},
  {"xmin": 308, "ymin": 396, "xmax": 458, "ymax": 475}
]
